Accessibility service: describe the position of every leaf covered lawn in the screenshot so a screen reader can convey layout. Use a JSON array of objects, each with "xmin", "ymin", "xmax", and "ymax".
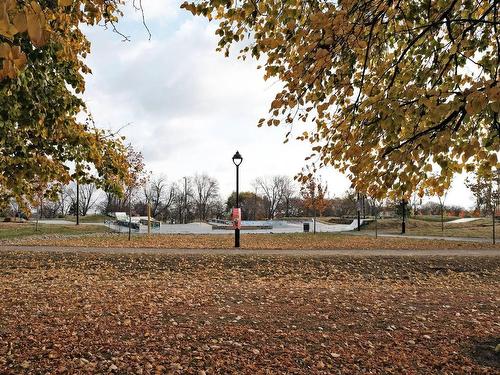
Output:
[
  {"xmin": 0, "ymin": 251, "xmax": 498, "ymax": 373},
  {"xmin": 6, "ymin": 232, "xmax": 500, "ymax": 250}
]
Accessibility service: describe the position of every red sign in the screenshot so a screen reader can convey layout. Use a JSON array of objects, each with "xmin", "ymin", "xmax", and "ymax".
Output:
[{"xmin": 232, "ymin": 208, "xmax": 241, "ymax": 229}]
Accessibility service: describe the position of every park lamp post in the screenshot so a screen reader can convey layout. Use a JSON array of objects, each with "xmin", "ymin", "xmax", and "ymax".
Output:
[
  {"xmin": 76, "ymin": 180, "xmax": 79, "ymax": 226},
  {"xmin": 357, "ymin": 192, "xmax": 361, "ymax": 231},
  {"xmin": 401, "ymin": 199, "xmax": 407, "ymax": 234},
  {"xmin": 232, "ymin": 151, "xmax": 243, "ymax": 248}
]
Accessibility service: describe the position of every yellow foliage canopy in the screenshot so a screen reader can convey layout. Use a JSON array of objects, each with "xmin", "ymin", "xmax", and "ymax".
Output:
[{"xmin": 183, "ymin": 0, "xmax": 500, "ymax": 200}]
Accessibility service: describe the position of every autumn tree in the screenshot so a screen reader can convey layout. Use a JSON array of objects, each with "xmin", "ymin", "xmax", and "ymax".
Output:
[
  {"xmin": 183, "ymin": 0, "xmax": 500, "ymax": 200},
  {"xmin": 0, "ymin": 0, "xmax": 134, "ymax": 211},
  {"xmin": 300, "ymin": 178, "xmax": 329, "ymax": 217},
  {"xmin": 101, "ymin": 146, "xmax": 146, "ymax": 214},
  {"xmin": 329, "ymin": 190, "xmax": 357, "ymax": 217},
  {"xmin": 465, "ymin": 172, "xmax": 500, "ymax": 215}
]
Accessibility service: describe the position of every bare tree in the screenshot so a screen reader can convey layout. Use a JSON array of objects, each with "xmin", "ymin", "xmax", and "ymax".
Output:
[
  {"xmin": 143, "ymin": 177, "xmax": 167, "ymax": 218},
  {"xmin": 170, "ymin": 179, "xmax": 195, "ymax": 223},
  {"xmin": 436, "ymin": 191, "xmax": 448, "ymax": 233},
  {"xmin": 158, "ymin": 184, "xmax": 176, "ymax": 221},
  {"xmin": 466, "ymin": 172, "xmax": 499, "ymax": 216},
  {"xmin": 281, "ymin": 177, "xmax": 296, "ymax": 217},
  {"xmin": 193, "ymin": 174, "xmax": 219, "ymax": 221},
  {"xmin": 52, "ymin": 185, "xmax": 73, "ymax": 217},
  {"xmin": 69, "ymin": 182, "xmax": 100, "ymax": 216},
  {"xmin": 255, "ymin": 176, "xmax": 288, "ymax": 219}
]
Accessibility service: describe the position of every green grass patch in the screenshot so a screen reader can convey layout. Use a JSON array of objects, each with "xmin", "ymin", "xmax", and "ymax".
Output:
[
  {"xmin": 412, "ymin": 215, "xmax": 460, "ymax": 222},
  {"xmin": 64, "ymin": 214, "xmax": 109, "ymax": 223},
  {"xmin": 365, "ymin": 217, "xmax": 495, "ymax": 239}
]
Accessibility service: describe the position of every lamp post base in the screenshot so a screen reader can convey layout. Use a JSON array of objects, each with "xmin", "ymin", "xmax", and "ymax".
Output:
[{"xmin": 235, "ymin": 228, "xmax": 240, "ymax": 248}]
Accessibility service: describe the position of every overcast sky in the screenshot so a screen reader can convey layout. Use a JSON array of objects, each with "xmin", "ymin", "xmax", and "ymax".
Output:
[{"xmin": 82, "ymin": 0, "xmax": 474, "ymax": 207}]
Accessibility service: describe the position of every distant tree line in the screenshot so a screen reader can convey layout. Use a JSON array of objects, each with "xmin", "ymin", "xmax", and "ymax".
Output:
[{"xmin": 1, "ymin": 170, "xmax": 498, "ymax": 222}]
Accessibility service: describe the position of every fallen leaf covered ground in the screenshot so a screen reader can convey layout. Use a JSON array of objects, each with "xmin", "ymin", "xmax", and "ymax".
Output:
[
  {"xmin": 0, "ymin": 251, "xmax": 498, "ymax": 374},
  {"xmin": 4, "ymin": 232, "xmax": 500, "ymax": 250}
]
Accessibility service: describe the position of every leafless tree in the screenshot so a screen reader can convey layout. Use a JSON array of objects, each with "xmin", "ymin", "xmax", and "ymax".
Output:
[
  {"xmin": 157, "ymin": 184, "xmax": 176, "ymax": 220},
  {"xmin": 69, "ymin": 182, "xmax": 100, "ymax": 216},
  {"xmin": 143, "ymin": 177, "xmax": 168, "ymax": 218},
  {"xmin": 193, "ymin": 174, "xmax": 219, "ymax": 221},
  {"xmin": 280, "ymin": 176, "xmax": 296, "ymax": 217},
  {"xmin": 170, "ymin": 178, "xmax": 195, "ymax": 223},
  {"xmin": 255, "ymin": 176, "xmax": 288, "ymax": 219}
]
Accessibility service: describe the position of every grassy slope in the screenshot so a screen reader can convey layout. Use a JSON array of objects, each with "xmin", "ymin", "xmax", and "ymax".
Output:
[
  {"xmin": 365, "ymin": 217, "xmax": 496, "ymax": 238},
  {"xmin": 9, "ymin": 232, "xmax": 500, "ymax": 250},
  {"xmin": 64, "ymin": 214, "xmax": 109, "ymax": 223},
  {"xmin": 0, "ymin": 222, "xmax": 111, "ymax": 240},
  {"xmin": 413, "ymin": 215, "xmax": 460, "ymax": 222}
]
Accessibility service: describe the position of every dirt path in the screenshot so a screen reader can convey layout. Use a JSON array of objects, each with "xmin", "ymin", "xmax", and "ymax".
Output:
[{"xmin": 1, "ymin": 245, "xmax": 499, "ymax": 256}]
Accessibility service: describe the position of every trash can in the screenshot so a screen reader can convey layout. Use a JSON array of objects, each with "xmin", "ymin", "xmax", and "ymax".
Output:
[{"xmin": 303, "ymin": 222, "xmax": 310, "ymax": 232}]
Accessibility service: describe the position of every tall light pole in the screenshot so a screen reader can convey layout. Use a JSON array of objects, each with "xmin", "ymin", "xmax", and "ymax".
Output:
[
  {"xmin": 357, "ymin": 192, "xmax": 361, "ymax": 231},
  {"xmin": 128, "ymin": 189, "xmax": 132, "ymax": 241},
  {"xmin": 183, "ymin": 176, "xmax": 187, "ymax": 224},
  {"xmin": 232, "ymin": 151, "xmax": 243, "ymax": 248},
  {"xmin": 76, "ymin": 181, "xmax": 79, "ymax": 225},
  {"xmin": 312, "ymin": 182, "xmax": 317, "ymax": 234},
  {"xmin": 254, "ymin": 185, "xmax": 258, "ymax": 221}
]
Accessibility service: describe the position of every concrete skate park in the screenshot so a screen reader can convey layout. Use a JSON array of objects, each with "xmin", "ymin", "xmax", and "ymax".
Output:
[{"xmin": 104, "ymin": 217, "xmax": 362, "ymax": 235}]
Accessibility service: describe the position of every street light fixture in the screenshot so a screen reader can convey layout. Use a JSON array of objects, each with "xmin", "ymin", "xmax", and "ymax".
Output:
[{"xmin": 232, "ymin": 151, "xmax": 243, "ymax": 248}]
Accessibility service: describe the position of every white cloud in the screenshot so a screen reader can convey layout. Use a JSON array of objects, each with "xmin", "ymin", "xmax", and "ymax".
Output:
[{"xmin": 82, "ymin": 11, "xmax": 472, "ymax": 206}]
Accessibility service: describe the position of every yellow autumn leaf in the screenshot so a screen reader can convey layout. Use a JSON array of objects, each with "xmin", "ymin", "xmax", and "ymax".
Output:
[
  {"xmin": 26, "ymin": 11, "xmax": 43, "ymax": 46},
  {"xmin": 13, "ymin": 12, "xmax": 27, "ymax": 33},
  {"xmin": 0, "ymin": 42, "xmax": 10, "ymax": 58},
  {"xmin": 465, "ymin": 92, "xmax": 487, "ymax": 115}
]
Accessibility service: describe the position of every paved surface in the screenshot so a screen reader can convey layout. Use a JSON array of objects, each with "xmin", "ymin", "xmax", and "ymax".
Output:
[
  {"xmin": 26, "ymin": 220, "xmax": 496, "ymax": 244},
  {"xmin": 107, "ymin": 221, "xmax": 359, "ymax": 235},
  {"xmin": 38, "ymin": 220, "xmax": 362, "ymax": 234},
  {"xmin": 0, "ymin": 245, "xmax": 498, "ymax": 257},
  {"xmin": 446, "ymin": 218, "xmax": 481, "ymax": 224}
]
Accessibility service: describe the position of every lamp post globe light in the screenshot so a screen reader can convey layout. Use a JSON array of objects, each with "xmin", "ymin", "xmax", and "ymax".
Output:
[{"xmin": 232, "ymin": 151, "xmax": 243, "ymax": 248}]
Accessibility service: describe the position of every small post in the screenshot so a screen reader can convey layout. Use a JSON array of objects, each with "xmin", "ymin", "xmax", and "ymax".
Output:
[
  {"xmin": 128, "ymin": 192, "xmax": 132, "ymax": 241},
  {"xmin": 441, "ymin": 204, "xmax": 444, "ymax": 233},
  {"xmin": 375, "ymin": 204, "xmax": 378, "ymax": 239},
  {"xmin": 357, "ymin": 192, "xmax": 361, "ymax": 231},
  {"xmin": 362, "ymin": 195, "xmax": 366, "ymax": 219},
  {"xmin": 313, "ymin": 184, "xmax": 317, "ymax": 234},
  {"xmin": 147, "ymin": 202, "xmax": 151, "ymax": 235},
  {"xmin": 493, "ymin": 204, "xmax": 496, "ymax": 245},
  {"xmin": 401, "ymin": 199, "xmax": 406, "ymax": 234}
]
